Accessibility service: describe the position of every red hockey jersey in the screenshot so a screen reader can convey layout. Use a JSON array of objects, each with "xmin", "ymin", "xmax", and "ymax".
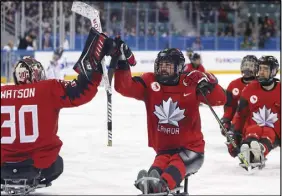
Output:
[
  {"xmin": 115, "ymin": 69, "xmax": 226, "ymax": 153},
  {"xmin": 1, "ymin": 72, "xmax": 102, "ymax": 168},
  {"xmin": 183, "ymin": 63, "xmax": 206, "ymax": 73},
  {"xmin": 222, "ymin": 77, "xmax": 249, "ymax": 121},
  {"xmin": 232, "ymin": 79, "xmax": 280, "ymax": 139}
]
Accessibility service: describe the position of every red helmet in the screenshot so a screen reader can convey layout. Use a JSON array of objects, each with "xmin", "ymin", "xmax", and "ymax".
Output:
[{"xmin": 13, "ymin": 56, "xmax": 46, "ymax": 85}]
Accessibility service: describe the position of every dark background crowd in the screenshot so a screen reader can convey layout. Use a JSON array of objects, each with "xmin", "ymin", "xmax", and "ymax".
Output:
[{"xmin": 2, "ymin": 1, "xmax": 280, "ymax": 50}]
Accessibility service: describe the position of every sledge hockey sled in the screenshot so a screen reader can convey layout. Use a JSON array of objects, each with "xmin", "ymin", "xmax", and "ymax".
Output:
[
  {"xmin": 1, "ymin": 159, "xmax": 50, "ymax": 195},
  {"xmin": 135, "ymin": 172, "xmax": 196, "ymax": 196}
]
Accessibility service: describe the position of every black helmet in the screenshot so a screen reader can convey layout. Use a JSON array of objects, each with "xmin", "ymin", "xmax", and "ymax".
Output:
[
  {"xmin": 191, "ymin": 53, "xmax": 201, "ymax": 61},
  {"xmin": 154, "ymin": 48, "xmax": 185, "ymax": 85},
  {"xmin": 257, "ymin": 56, "xmax": 279, "ymax": 86},
  {"xmin": 240, "ymin": 55, "xmax": 258, "ymax": 79}
]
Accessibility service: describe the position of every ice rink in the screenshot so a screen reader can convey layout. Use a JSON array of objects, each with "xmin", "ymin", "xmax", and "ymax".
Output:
[{"xmin": 7, "ymin": 74, "xmax": 282, "ymax": 195}]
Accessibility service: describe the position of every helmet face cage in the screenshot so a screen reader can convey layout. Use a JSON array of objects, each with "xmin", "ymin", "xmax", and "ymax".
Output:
[
  {"xmin": 240, "ymin": 55, "xmax": 258, "ymax": 78},
  {"xmin": 154, "ymin": 48, "xmax": 185, "ymax": 85},
  {"xmin": 257, "ymin": 55, "xmax": 279, "ymax": 85},
  {"xmin": 13, "ymin": 57, "xmax": 46, "ymax": 85}
]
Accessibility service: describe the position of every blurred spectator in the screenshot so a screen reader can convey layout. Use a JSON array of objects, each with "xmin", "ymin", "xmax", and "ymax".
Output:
[
  {"xmin": 3, "ymin": 40, "xmax": 17, "ymax": 51},
  {"xmin": 63, "ymin": 38, "xmax": 69, "ymax": 50},
  {"xmin": 218, "ymin": 28, "xmax": 225, "ymax": 36},
  {"xmin": 42, "ymin": 32, "xmax": 53, "ymax": 50},
  {"xmin": 244, "ymin": 22, "xmax": 252, "ymax": 37},
  {"xmin": 159, "ymin": 2, "xmax": 169, "ymax": 22},
  {"xmin": 192, "ymin": 37, "xmax": 203, "ymax": 50},
  {"xmin": 250, "ymin": 34, "xmax": 257, "ymax": 49},
  {"xmin": 2, "ymin": 1, "xmax": 280, "ymax": 51},
  {"xmin": 240, "ymin": 36, "xmax": 255, "ymax": 49},
  {"xmin": 177, "ymin": 0, "xmax": 183, "ymax": 9},
  {"xmin": 109, "ymin": 14, "xmax": 121, "ymax": 36},
  {"xmin": 42, "ymin": 18, "xmax": 51, "ymax": 31},
  {"xmin": 225, "ymin": 24, "xmax": 235, "ymax": 36},
  {"xmin": 29, "ymin": 29, "xmax": 38, "ymax": 50},
  {"xmin": 18, "ymin": 33, "xmax": 33, "ymax": 50},
  {"xmin": 229, "ymin": 1, "xmax": 238, "ymax": 10},
  {"xmin": 209, "ymin": 7, "xmax": 217, "ymax": 22},
  {"xmin": 218, "ymin": 4, "xmax": 227, "ymax": 23},
  {"xmin": 130, "ymin": 27, "xmax": 136, "ymax": 36}
]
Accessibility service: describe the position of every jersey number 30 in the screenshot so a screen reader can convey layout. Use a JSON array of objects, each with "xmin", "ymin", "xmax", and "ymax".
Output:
[{"xmin": 1, "ymin": 105, "xmax": 39, "ymax": 144}]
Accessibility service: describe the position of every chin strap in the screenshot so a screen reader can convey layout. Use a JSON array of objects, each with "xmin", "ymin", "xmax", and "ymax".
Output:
[
  {"xmin": 260, "ymin": 80, "xmax": 274, "ymax": 87},
  {"xmin": 242, "ymin": 76, "xmax": 256, "ymax": 81},
  {"xmin": 156, "ymin": 74, "xmax": 180, "ymax": 86}
]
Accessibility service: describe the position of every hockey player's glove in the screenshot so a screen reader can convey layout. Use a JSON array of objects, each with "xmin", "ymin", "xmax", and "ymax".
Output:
[
  {"xmin": 226, "ymin": 127, "xmax": 242, "ymax": 157},
  {"xmin": 113, "ymin": 37, "xmax": 136, "ymax": 70},
  {"xmin": 183, "ymin": 70, "xmax": 218, "ymax": 96},
  {"xmin": 73, "ymin": 27, "xmax": 115, "ymax": 79},
  {"xmin": 220, "ymin": 118, "xmax": 231, "ymax": 136}
]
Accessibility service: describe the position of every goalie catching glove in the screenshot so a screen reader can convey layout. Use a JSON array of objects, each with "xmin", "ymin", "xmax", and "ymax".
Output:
[{"xmin": 73, "ymin": 27, "xmax": 118, "ymax": 80}]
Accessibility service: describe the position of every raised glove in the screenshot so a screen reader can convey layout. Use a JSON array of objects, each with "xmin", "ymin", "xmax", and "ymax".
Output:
[
  {"xmin": 73, "ymin": 27, "xmax": 115, "ymax": 79},
  {"xmin": 113, "ymin": 37, "xmax": 136, "ymax": 70},
  {"xmin": 183, "ymin": 71, "xmax": 218, "ymax": 95}
]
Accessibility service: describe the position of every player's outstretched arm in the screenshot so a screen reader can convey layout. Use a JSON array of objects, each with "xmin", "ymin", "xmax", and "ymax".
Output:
[
  {"xmin": 114, "ymin": 40, "xmax": 146, "ymax": 101},
  {"xmin": 231, "ymin": 94, "xmax": 250, "ymax": 133},
  {"xmin": 223, "ymin": 82, "xmax": 237, "ymax": 121},
  {"xmin": 51, "ymin": 27, "xmax": 114, "ymax": 108},
  {"xmin": 202, "ymin": 83, "xmax": 226, "ymax": 106}
]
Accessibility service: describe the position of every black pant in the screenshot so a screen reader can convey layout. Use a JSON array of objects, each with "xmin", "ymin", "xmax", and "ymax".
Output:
[
  {"xmin": 152, "ymin": 148, "xmax": 204, "ymax": 177},
  {"xmin": 1, "ymin": 156, "xmax": 63, "ymax": 185},
  {"xmin": 40, "ymin": 156, "xmax": 64, "ymax": 184}
]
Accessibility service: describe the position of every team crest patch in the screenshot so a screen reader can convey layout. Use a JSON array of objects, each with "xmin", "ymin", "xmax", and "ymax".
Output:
[
  {"xmin": 151, "ymin": 82, "xmax": 161, "ymax": 91},
  {"xmin": 232, "ymin": 88, "xmax": 239, "ymax": 96},
  {"xmin": 250, "ymin": 95, "xmax": 258, "ymax": 104}
]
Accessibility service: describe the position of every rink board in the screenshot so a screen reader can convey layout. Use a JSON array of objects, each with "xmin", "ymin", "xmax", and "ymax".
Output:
[{"xmin": 1, "ymin": 51, "xmax": 280, "ymax": 82}]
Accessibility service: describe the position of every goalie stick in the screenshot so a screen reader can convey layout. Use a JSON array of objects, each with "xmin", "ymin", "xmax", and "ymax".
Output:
[{"xmin": 71, "ymin": 1, "xmax": 113, "ymax": 146}]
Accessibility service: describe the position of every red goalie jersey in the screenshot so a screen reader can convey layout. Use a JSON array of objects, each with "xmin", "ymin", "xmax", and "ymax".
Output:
[
  {"xmin": 115, "ymin": 70, "xmax": 226, "ymax": 153},
  {"xmin": 1, "ymin": 71, "xmax": 102, "ymax": 168}
]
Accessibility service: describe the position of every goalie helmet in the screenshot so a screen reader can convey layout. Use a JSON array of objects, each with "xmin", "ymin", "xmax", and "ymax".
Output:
[
  {"xmin": 257, "ymin": 55, "xmax": 279, "ymax": 86},
  {"xmin": 154, "ymin": 48, "xmax": 185, "ymax": 85},
  {"xmin": 13, "ymin": 56, "xmax": 46, "ymax": 85},
  {"xmin": 240, "ymin": 55, "xmax": 258, "ymax": 79}
]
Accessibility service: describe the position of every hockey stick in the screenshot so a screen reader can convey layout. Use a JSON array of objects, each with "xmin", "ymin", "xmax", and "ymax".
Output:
[
  {"xmin": 198, "ymin": 89, "xmax": 251, "ymax": 171},
  {"xmin": 71, "ymin": 1, "xmax": 113, "ymax": 146}
]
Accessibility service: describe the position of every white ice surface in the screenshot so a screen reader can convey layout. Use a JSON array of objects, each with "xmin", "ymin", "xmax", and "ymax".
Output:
[{"xmin": 3, "ymin": 74, "xmax": 281, "ymax": 195}]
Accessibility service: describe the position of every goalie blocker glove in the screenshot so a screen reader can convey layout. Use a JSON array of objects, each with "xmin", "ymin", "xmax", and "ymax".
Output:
[{"xmin": 73, "ymin": 27, "xmax": 117, "ymax": 80}]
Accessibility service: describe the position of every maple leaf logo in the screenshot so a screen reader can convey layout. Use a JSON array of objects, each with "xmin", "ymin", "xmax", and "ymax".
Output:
[
  {"xmin": 153, "ymin": 97, "xmax": 185, "ymax": 127},
  {"xmin": 252, "ymin": 106, "xmax": 278, "ymax": 128}
]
